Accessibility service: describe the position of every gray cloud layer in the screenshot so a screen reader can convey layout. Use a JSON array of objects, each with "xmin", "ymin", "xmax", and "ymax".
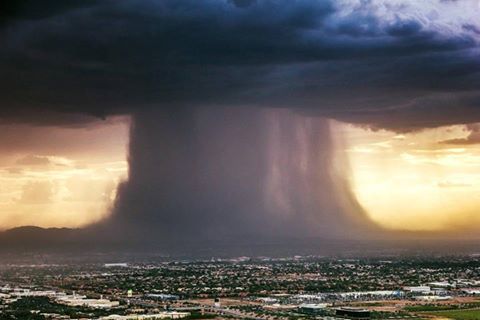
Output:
[{"xmin": 0, "ymin": 0, "xmax": 478, "ymax": 129}]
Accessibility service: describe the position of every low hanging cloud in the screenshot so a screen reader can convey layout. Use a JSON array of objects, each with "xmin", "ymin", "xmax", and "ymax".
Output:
[{"xmin": 440, "ymin": 123, "xmax": 480, "ymax": 145}]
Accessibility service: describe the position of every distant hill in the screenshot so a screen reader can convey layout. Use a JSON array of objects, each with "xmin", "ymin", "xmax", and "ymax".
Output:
[
  {"xmin": 1, "ymin": 225, "xmax": 480, "ymax": 260},
  {"xmin": 2, "ymin": 226, "xmax": 75, "ymax": 237},
  {"xmin": 0, "ymin": 226, "xmax": 80, "ymax": 251},
  {"xmin": 0, "ymin": 225, "xmax": 373, "ymax": 257}
]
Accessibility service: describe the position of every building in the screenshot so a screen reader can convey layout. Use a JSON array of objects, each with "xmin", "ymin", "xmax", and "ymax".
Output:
[
  {"xmin": 457, "ymin": 279, "xmax": 480, "ymax": 287},
  {"xmin": 11, "ymin": 289, "xmax": 59, "ymax": 297},
  {"xmin": 338, "ymin": 290, "xmax": 403, "ymax": 300},
  {"xmin": 336, "ymin": 307, "xmax": 371, "ymax": 319},
  {"xmin": 428, "ymin": 281, "xmax": 453, "ymax": 288},
  {"xmin": 403, "ymin": 286, "xmax": 431, "ymax": 294},
  {"xmin": 414, "ymin": 295, "xmax": 451, "ymax": 301},
  {"xmin": 257, "ymin": 297, "xmax": 278, "ymax": 304},
  {"xmin": 461, "ymin": 288, "xmax": 480, "ymax": 295},
  {"xmin": 100, "ymin": 312, "xmax": 190, "ymax": 319},
  {"xmin": 145, "ymin": 294, "xmax": 179, "ymax": 301},
  {"xmin": 298, "ymin": 303, "xmax": 328, "ymax": 315},
  {"xmin": 55, "ymin": 295, "xmax": 120, "ymax": 309},
  {"xmin": 104, "ymin": 263, "xmax": 129, "ymax": 268}
]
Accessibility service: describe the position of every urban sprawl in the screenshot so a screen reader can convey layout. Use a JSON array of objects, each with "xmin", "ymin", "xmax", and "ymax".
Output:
[{"xmin": 1, "ymin": 256, "xmax": 480, "ymax": 319}]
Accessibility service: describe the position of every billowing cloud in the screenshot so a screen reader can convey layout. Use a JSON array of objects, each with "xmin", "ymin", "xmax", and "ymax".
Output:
[
  {"xmin": 440, "ymin": 123, "xmax": 480, "ymax": 145},
  {"xmin": 0, "ymin": 0, "xmax": 477, "ymax": 129}
]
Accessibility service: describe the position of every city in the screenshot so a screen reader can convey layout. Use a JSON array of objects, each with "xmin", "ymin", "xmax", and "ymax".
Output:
[{"xmin": 1, "ymin": 255, "xmax": 480, "ymax": 319}]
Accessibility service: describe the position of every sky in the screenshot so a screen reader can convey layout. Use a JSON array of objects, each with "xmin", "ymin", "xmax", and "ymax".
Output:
[
  {"xmin": 0, "ymin": 0, "xmax": 479, "ymax": 251},
  {"xmin": 0, "ymin": 117, "xmax": 129, "ymax": 229},
  {"xmin": 336, "ymin": 121, "xmax": 480, "ymax": 232}
]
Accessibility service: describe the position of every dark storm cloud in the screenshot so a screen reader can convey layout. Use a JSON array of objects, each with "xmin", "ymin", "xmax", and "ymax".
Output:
[
  {"xmin": 0, "ymin": 0, "xmax": 99, "ymax": 25},
  {"xmin": 230, "ymin": 0, "xmax": 257, "ymax": 8},
  {"xmin": 0, "ymin": 0, "xmax": 478, "ymax": 129}
]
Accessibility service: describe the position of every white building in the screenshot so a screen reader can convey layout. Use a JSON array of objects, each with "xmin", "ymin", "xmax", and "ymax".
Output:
[
  {"xmin": 100, "ymin": 311, "xmax": 190, "ymax": 319},
  {"xmin": 299, "ymin": 303, "xmax": 328, "ymax": 310},
  {"xmin": 461, "ymin": 288, "xmax": 480, "ymax": 295},
  {"xmin": 11, "ymin": 289, "xmax": 63, "ymax": 298},
  {"xmin": 415, "ymin": 295, "xmax": 451, "ymax": 301},
  {"xmin": 257, "ymin": 297, "xmax": 278, "ymax": 304},
  {"xmin": 404, "ymin": 286, "xmax": 431, "ymax": 294},
  {"xmin": 338, "ymin": 290, "xmax": 403, "ymax": 299},
  {"xmin": 56, "ymin": 295, "xmax": 120, "ymax": 309},
  {"xmin": 457, "ymin": 279, "xmax": 480, "ymax": 287},
  {"xmin": 428, "ymin": 281, "xmax": 453, "ymax": 288},
  {"xmin": 104, "ymin": 263, "xmax": 129, "ymax": 268}
]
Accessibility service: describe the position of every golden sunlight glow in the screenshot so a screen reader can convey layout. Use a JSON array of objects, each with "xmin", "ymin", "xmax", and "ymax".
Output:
[
  {"xmin": 0, "ymin": 117, "xmax": 129, "ymax": 230},
  {"xmin": 333, "ymin": 121, "xmax": 480, "ymax": 231}
]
